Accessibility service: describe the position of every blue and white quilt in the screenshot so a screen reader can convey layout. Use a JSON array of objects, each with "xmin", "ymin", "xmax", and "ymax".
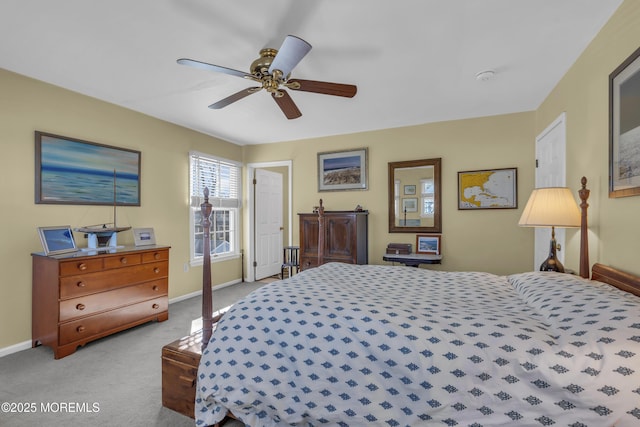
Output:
[{"xmin": 195, "ymin": 263, "xmax": 640, "ymax": 426}]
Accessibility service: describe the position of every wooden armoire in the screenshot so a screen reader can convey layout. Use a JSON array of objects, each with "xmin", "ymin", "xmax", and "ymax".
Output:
[{"xmin": 298, "ymin": 210, "xmax": 368, "ymax": 270}]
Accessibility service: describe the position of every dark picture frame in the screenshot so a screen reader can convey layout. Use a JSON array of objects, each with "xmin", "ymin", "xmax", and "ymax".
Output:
[
  {"xmin": 317, "ymin": 148, "xmax": 368, "ymax": 192},
  {"xmin": 609, "ymin": 46, "xmax": 640, "ymax": 198},
  {"xmin": 457, "ymin": 167, "xmax": 517, "ymax": 210},
  {"xmin": 35, "ymin": 131, "xmax": 141, "ymax": 205},
  {"xmin": 416, "ymin": 234, "xmax": 441, "ymax": 255}
]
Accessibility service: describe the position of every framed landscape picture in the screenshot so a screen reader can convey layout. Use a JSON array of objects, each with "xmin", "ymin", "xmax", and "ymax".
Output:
[
  {"xmin": 458, "ymin": 167, "xmax": 517, "ymax": 210},
  {"xmin": 318, "ymin": 148, "xmax": 368, "ymax": 191},
  {"xmin": 609, "ymin": 46, "xmax": 640, "ymax": 198},
  {"xmin": 35, "ymin": 131, "xmax": 141, "ymax": 205},
  {"xmin": 416, "ymin": 234, "xmax": 441, "ymax": 255}
]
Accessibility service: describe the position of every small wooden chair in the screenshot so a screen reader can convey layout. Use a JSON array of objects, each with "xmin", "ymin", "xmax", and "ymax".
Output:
[{"xmin": 281, "ymin": 246, "xmax": 300, "ymax": 279}]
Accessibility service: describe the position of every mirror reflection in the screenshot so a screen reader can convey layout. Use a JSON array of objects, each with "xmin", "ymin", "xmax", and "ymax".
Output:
[{"xmin": 388, "ymin": 158, "xmax": 441, "ymax": 233}]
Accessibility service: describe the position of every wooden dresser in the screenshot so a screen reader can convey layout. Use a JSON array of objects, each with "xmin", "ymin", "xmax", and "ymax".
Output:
[
  {"xmin": 32, "ymin": 245, "xmax": 170, "ymax": 359},
  {"xmin": 298, "ymin": 211, "xmax": 368, "ymax": 270}
]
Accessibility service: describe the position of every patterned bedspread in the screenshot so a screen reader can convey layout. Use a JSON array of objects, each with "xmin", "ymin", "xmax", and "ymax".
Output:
[{"xmin": 195, "ymin": 263, "xmax": 640, "ymax": 426}]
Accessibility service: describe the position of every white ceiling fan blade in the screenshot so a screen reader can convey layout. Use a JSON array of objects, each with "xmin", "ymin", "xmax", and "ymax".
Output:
[
  {"xmin": 177, "ymin": 58, "xmax": 253, "ymax": 79},
  {"xmin": 268, "ymin": 35, "xmax": 312, "ymax": 77}
]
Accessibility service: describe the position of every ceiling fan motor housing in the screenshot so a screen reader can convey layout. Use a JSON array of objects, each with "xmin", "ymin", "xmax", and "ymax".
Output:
[{"xmin": 250, "ymin": 48, "xmax": 278, "ymax": 76}]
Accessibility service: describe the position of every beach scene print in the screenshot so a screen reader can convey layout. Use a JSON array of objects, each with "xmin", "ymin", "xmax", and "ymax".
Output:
[{"xmin": 38, "ymin": 134, "xmax": 140, "ymax": 205}]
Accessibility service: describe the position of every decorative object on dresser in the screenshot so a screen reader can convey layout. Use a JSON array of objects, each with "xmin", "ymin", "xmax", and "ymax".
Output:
[
  {"xmin": 298, "ymin": 201, "xmax": 368, "ymax": 270},
  {"xmin": 133, "ymin": 227, "xmax": 156, "ymax": 246},
  {"xmin": 32, "ymin": 245, "xmax": 170, "ymax": 359},
  {"xmin": 37, "ymin": 225, "xmax": 78, "ymax": 255}
]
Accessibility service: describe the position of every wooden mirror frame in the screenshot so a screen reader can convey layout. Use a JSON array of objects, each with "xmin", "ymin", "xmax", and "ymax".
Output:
[{"xmin": 388, "ymin": 158, "xmax": 442, "ymax": 233}]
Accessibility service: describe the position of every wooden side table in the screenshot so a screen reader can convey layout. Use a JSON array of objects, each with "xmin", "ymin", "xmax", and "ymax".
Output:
[{"xmin": 382, "ymin": 253, "xmax": 442, "ymax": 267}]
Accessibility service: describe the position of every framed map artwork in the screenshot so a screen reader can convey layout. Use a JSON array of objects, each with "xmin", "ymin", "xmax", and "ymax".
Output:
[{"xmin": 457, "ymin": 168, "xmax": 517, "ymax": 210}]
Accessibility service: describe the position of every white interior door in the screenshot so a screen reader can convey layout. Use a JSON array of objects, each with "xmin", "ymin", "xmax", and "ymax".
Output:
[
  {"xmin": 254, "ymin": 168, "xmax": 284, "ymax": 280},
  {"xmin": 534, "ymin": 112, "xmax": 566, "ymax": 270}
]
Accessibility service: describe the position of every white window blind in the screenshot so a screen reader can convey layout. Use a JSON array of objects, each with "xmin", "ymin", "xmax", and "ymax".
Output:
[{"xmin": 190, "ymin": 152, "xmax": 241, "ymax": 208}]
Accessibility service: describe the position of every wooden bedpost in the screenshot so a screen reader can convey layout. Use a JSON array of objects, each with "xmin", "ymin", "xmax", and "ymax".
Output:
[
  {"xmin": 578, "ymin": 177, "xmax": 590, "ymax": 279},
  {"xmin": 317, "ymin": 199, "xmax": 325, "ymax": 266},
  {"xmin": 201, "ymin": 188, "xmax": 213, "ymax": 350}
]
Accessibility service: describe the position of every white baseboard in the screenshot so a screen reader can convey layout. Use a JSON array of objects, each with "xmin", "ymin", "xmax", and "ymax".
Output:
[
  {"xmin": 0, "ymin": 278, "xmax": 243, "ymax": 358},
  {"xmin": 0, "ymin": 340, "xmax": 32, "ymax": 358}
]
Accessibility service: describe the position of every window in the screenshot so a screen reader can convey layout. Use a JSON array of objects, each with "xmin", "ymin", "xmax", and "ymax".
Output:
[
  {"xmin": 420, "ymin": 179, "xmax": 434, "ymax": 217},
  {"xmin": 189, "ymin": 152, "xmax": 241, "ymax": 264}
]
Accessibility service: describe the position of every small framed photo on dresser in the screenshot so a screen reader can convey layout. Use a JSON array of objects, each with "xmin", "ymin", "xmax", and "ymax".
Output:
[
  {"xmin": 133, "ymin": 227, "xmax": 156, "ymax": 246},
  {"xmin": 416, "ymin": 234, "xmax": 441, "ymax": 255}
]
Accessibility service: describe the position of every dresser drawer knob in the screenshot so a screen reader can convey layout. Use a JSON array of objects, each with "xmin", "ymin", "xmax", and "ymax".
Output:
[
  {"xmin": 152, "ymin": 303, "xmax": 160, "ymax": 309},
  {"xmin": 76, "ymin": 282, "xmax": 86, "ymax": 288},
  {"xmin": 154, "ymin": 253, "xmax": 161, "ymax": 260},
  {"xmin": 77, "ymin": 263, "xmax": 87, "ymax": 271},
  {"xmin": 76, "ymin": 326, "xmax": 85, "ymax": 333},
  {"xmin": 154, "ymin": 267, "xmax": 160, "ymax": 274},
  {"xmin": 76, "ymin": 303, "xmax": 85, "ymax": 311},
  {"xmin": 120, "ymin": 257, "xmax": 128, "ymax": 264},
  {"xmin": 152, "ymin": 285, "xmax": 159, "ymax": 291}
]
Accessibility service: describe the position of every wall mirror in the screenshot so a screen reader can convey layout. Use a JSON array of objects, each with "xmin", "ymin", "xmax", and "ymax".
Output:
[{"xmin": 388, "ymin": 158, "xmax": 441, "ymax": 233}]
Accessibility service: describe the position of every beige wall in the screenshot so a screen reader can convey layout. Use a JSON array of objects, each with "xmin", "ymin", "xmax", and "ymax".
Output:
[
  {"xmin": 536, "ymin": 0, "xmax": 640, "ymax": 275},
  {"xmin": 243, "ymin": 111, "xmax": 536, "ymax": 275},
  {"xmin": 0, "ymin": 69, "xmax": 242, "ymax": 349}
]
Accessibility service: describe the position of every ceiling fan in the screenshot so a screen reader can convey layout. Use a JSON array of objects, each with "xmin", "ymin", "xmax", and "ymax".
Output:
[{"xmin": 177, "ymin": 35, "xmax": 357, "ymax": 119}]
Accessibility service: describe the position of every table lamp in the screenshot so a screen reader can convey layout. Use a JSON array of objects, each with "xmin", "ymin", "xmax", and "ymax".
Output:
[{"xmin": 518, "ymin": 187, "xmax": 581, "ymax": 272}]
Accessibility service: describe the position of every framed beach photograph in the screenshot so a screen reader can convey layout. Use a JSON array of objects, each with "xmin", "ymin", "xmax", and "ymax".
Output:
[
  {"xmin": 416, "ymin": 234, "xmax": 441, "ymax": 255},
  {"xmin": 458, "ymin": 167, "xmax": 517, "ymax": 210},
  {"xmin": 318, "ymin": 148, "xmax": 368, "ymax": 191},
  {"xmin": 35, "ymin": 131, "xmax": 141, "ymax": 205},
  {"xmin": 133, "ymin": 227, "xmax": 156, "ymax": 246},
  {"xmin": 609, "ymin": 46, "xmax": 640, "ymax": 198}
]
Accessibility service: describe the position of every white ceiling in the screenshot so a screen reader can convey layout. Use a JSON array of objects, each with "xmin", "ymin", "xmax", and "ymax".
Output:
[{"xmin": 0, "ymin": 0, "xmax": 623, "ymax": 146}]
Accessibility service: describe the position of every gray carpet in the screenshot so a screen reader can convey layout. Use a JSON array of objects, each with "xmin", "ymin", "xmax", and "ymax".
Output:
[{"xmin": 0, "ymin": 280, "xmax": 269, "ymax": 427}]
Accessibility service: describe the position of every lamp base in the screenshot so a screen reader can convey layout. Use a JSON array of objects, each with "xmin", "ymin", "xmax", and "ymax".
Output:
[
  {"xmin": 540, "ymin": 257, "xmax": 565, "ymax": 273},
  {"xmin": 540, "ymin": 231, "xmax": 565, "ymax": 273}
]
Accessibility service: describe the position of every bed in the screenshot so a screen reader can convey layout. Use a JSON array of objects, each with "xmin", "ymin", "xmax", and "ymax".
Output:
[{"xmin": 193, "ymin": 178, "xmax": 640, "ymax": 426}]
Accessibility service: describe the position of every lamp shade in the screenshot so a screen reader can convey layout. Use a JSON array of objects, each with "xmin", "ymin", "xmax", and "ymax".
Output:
[{"xmin": 518, "ymin": 187, "xmax": 581, "ymax": 228}]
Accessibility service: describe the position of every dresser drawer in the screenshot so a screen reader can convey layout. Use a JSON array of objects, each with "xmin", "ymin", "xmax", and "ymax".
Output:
[
  {"xmin": 143, "ymin": 249, "xmax": 169, "ymax": 263},
  {"xmin": 59, "ymin": 258, "xmax": 104, "ymax": 276},
  {"xmin": 59, "ymin": 279, "xmax": 168, "ymax": 322},
  {"xmin": 59, "ymin": 261, "xmax": 168, "ymax": 299},
  {"xmin": 59, "ymin": 296, "xmax": 168, "ymax": 345},
  {"xmin": 103, "ymin": 253, "xmax": 142, "ymax": 269}
]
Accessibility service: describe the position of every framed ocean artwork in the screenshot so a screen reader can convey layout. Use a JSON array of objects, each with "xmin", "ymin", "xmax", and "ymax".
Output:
[{"xmin": 35, "ymin": 131, "xmax": 141, "ymax": 205}]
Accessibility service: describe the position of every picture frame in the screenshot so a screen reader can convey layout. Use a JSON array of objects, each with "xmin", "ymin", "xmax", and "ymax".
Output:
[
  {"xmin": 133, "ymin": 227, "xmax": 156, "ymax": 246},
  {"xmin": 457, "ymin": 167, "xmax": 517, "ymax": 210},
  {"xmin": 317, "ymin": 148, "xmax": 368, "ymax": 191},
  {"xmin": 35, "ymin": 131, "xmax": 141, "ymax": 205},
  {"xmin": 403, "ymin": 184, "xmax": 416, "ymax": 195},
  {"xmin": 416, "ymin": 234, "xmax": 441, "ymax": 255},
  {"xmin": 37, "ymin": 226, "xmax": 78, "ymax": 255},
  {"xmin": 609, "ymin": 46, "xmax": 640, "ymax": 198},
  {"xmin": 402, "ymin": 198, "xmax": 418, "ymax": 212}
]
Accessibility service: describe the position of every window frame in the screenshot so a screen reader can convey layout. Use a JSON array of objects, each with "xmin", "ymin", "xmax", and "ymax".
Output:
[{"xmin": 189, "ymin": 151, "xmax": 242, "ymax": 266}]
